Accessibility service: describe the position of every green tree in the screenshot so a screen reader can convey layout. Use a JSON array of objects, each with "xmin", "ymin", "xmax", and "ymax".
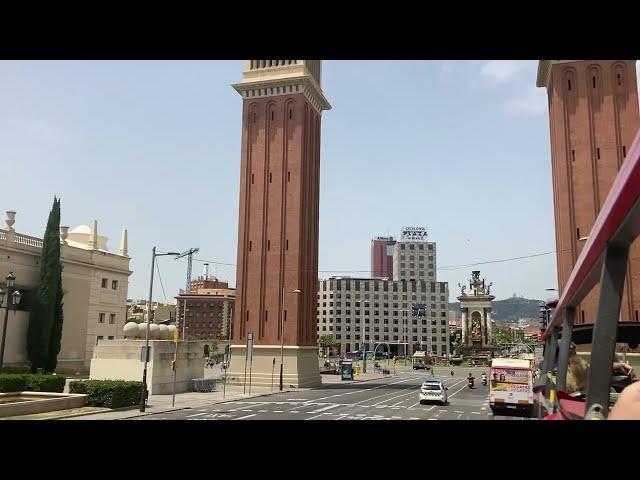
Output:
[
  {"xmin": 318, "ymin": 335, "xmax": 336, "ymax": 357},
  {"xmin": 27, "ymin": 197, "xmax": 63, "ymax": 373},
  {"xmin": 46, "ymin": 263, "xmax": 64, "ymax": 372},
  {"xmin": 492, "ymin": 323, "xmax": 512, "ymax": 345}
]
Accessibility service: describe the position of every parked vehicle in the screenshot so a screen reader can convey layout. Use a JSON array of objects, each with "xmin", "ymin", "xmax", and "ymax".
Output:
[
  {"xmin": 412, "ymin": 351, "xmax": 433, "ymax": 370},
  {"xmin": 419, "ymin": 379, "xmax": 448, "ymax": 405}
]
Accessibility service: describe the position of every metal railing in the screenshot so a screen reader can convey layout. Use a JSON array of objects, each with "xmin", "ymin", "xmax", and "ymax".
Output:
[{"xmin": 540, "ymin": 126, "xmax": 640, "ymax": 418}]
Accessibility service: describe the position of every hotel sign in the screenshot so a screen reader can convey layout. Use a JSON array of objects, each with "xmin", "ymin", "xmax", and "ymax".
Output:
[{"xmin": 400, "ymin": 226, "xmax": 427, "ymax": 242}]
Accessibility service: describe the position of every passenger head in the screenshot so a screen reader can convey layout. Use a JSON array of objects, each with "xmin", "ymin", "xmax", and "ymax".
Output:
[{"xmin": 565, "ymin": 355, "xmax": 589, "ymax": 394}]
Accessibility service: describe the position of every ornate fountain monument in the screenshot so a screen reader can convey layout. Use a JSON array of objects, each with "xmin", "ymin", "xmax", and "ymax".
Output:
[{"xmin": 457, "ymin": 271, "xmax": 500, "ymax": 362}]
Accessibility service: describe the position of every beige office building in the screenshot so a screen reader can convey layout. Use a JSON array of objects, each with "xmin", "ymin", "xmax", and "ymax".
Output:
[{"xmin": 0, "ymin": 211, "xmax": 131, "ymax": 374}]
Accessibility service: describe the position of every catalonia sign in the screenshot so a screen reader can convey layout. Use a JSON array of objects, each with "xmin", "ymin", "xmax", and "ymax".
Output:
[{"xmin": 400, "ymin": 226, "xmax": 427, "ymax": 242}]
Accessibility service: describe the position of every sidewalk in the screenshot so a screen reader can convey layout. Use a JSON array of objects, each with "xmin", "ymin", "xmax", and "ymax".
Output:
[{"xmin": 63, "ymin": 369, "xmax": 393, "ymax": 420}]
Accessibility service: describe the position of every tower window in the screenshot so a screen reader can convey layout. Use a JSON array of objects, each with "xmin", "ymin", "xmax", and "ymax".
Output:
[
  {"xmin": 287, "ymin": 171, "xmax": 291, "ymax": 182},
  {"xmin": 592, "ymin": 77, "xmax": 596, "ymax": 88},
  {"xmin": 289, "ymin": 110, "xmax": 292, "ymax": 119},
  {"xmin": 253, "ymin": 113, "xmax": 256, "ymax": 123},
  {"xmin": 576, "ymin": 228, "xmax": 581, "ymax": 240},
  {"xmin": 581, "ymin": 310, "xmax": 585, "ymax": 323},
  {"xmin": 268, "ymin": 240, "xmax": 271, "ymax": 250},
  {"xmin": 271, "ymin": 111, "xmax": 274, "ymax": 121},
  {"xmin": 597, "ymin": 148, "xmax": 600, "ymax": 160},
  {"xmin": 617, "ymin": 73, "xmax": 622, "ymax": 86},
  {"xmin": 265, "ymin": 310, "xmax": 268, "ymax": 322},
  {"xmin": 251, "ymin": 173, "xmax": 254, "ymax": 185},
  {"xmin": 249, "ymin": 240, "xmax": 252, "ymax": 251},
  {"xmin": 623, "ymin": 146, "xmax": 627, "ymax": 157},
  {"xmin": 636, "ymin": 310, "xmax": 638, "ymax": 322},
  {"xmin": 286, "ymin": 239, "xmax": 289, "ymax": 250},
  {"xmin": 572, "ymin": 149, "xmax": 575, "ymax": 162},
  {"xmin": 568, "ymin": 79, "xmax": 572, "ymax": 91},
  {"xmin": 269, "ymin": 172, "xmax": 272, "ymax": 183}
]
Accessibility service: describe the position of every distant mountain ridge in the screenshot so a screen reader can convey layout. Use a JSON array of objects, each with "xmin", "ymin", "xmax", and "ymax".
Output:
[{"xmin": 449, "ymin": 295, "xmax": 543, "ymax": 323}]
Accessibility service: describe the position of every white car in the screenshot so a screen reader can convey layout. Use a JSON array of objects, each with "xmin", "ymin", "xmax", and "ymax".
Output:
[{"xmin": 419, "ymin": 379, "xmax": 448, "ymax": 405}]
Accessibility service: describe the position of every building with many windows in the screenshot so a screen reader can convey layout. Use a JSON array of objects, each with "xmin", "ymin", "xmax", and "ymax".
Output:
[
  {"xmin": 393, "ymin": 237, "xmax": 436, "ymax": 282},
  {"xmin": 175, "ymin": 272, "xmax": 235, "ymax": 341},
  {"xmin": 0, "ymin": 212, "xmax": 131, "ymax": 373},
  {"xmin": 371, "ymin": 236, "xmax": 395, "ymax": 278},
  {"xmin": 317, "ymin": 277, "xmax": 450, "ymax": 357}
]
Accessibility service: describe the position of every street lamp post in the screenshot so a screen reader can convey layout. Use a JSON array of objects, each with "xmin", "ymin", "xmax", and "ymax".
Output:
[
  {"xmin": 356, "ymin": 300, "xmax": 367, "ymax": 374},
  {"xmin": 0, "ymin": 272, "xmax": 23, "ymax": 370},
  {"xmin": 139, "ymin": 247, "xmax": 180, "ymax": 412},
  {"xmin": 279, "ymin": 287, "xmax": 301, "ymax": 391}
]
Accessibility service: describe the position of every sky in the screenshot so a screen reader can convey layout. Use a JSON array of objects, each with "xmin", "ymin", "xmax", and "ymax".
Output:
[{"xmin": 3, "ymin": 60, "xmax": 635, "ymax": 304}]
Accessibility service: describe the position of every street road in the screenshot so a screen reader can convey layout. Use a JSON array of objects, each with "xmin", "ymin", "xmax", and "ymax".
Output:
[{"xmin": 137, "ymin": 367, "xmax": 531, "ymax": 421}]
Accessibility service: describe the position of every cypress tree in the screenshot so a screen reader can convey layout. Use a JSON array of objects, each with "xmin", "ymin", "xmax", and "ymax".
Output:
[
  {"xmin": 27, "ymin": 197, "xmax": 62, "ymax": 372},
  {"xmin": 46, "ymin": 198, "xmax": 64, "ymax": 372}
]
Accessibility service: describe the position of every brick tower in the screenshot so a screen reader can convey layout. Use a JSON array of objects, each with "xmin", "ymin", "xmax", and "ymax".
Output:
[
  {"xmin": 537, "ymin": 60, "xmax": 640, "ymax": 325},
  {"xmin": 229, "ymin": 61, "xmax": 330, "ymax": 388}
]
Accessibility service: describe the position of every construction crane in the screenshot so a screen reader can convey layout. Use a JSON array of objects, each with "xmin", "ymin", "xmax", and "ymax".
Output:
[{"xmin": 175, "ymin": 247, "xmax": 199, "ymax": 339}]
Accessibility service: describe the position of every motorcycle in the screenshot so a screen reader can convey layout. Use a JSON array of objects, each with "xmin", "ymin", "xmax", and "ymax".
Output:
[
  {"xmin": 468, "ymin": 377, "xmax": 475, "ymax": 388},
  {"xmin": 481, "ymin": 375, "xmax": 487, "ymax": 386}
]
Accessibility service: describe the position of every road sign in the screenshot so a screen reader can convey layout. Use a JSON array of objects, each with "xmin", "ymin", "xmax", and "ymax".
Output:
[
  {"xmin": 247, "ymin": 332, "xmax": 254, "ymax": 362},
  {"xmin": 140, "ymin": 346, "xmax": 151, "ymax": 362}
]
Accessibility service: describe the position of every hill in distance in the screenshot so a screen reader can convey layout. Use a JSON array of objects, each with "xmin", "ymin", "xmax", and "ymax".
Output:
[{"xmin": 449, "ymin": 295, "xmax": 543, "ymax": 323}]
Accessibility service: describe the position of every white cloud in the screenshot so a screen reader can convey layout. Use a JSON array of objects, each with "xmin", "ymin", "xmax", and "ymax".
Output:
[
  {"xmin": 480, "ymin": 60, "xmax": 537, "ymax": 85},
  {"xmin": 504, "ymin": 86, "xmax": 547, "ymax": 117}
]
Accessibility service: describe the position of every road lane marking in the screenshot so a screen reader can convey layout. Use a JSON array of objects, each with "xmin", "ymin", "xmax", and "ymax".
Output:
[
  {"xmin": 235, "ymin": 413, "xmax": 257, "ymax": 420},
  {"xmin": 311, "ymin": 377, "xmax": 419, "ymax": 403},
  {"xmin": 186, "ymin": 412, "xmax": 208, "ymax": 418},
  {"xmin": 274, "ymin": 410, "xmax": 283, "ymax": 413},
  {"xmin": 454, "ymin": 410, "xmax": 464, "ymax": 414},
  {"xmin": 310, "ymin": 404, "xmax": 341, "ymax": 413}
]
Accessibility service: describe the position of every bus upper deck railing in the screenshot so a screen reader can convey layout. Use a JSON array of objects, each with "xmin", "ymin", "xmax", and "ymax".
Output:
[{"xmin": 540, "ymin": 125, "xmax": 640, "ymax": 418}]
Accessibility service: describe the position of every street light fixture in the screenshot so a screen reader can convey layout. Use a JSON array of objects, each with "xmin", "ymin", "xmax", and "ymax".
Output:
[
  {"xmin": 139, "ymin": 248, "xmax": 181, "ymax": 412},
  {"xmin": 0, "ymin": 272, "xmax": 23, "ymax": 370},
  {"xmin": 279, "ymin": 288, "xmax": 301, "ymax": 391}
]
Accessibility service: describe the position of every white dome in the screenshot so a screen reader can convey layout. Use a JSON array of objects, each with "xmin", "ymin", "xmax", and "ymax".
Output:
[
  {"xmin": 137, "ymin": 323, "xmax": 147, "ymax": 337},
  {"xmin": 67, "ymin": 224, "xmax": 110, "ymax": 251},
  {"xmin": 123, "ymin": 322, "xmax": 139, "ymax": 338},
  {"xmin": 69, "ymin": 224, "xmax": 91, "ymax": 234},
  {"xmin": 149, "ymin": 323, "xmax": 160, "ymax": 339},
  {"xmin": 158, "ymin": 324, "xmax": 169, "ymax": 339}
]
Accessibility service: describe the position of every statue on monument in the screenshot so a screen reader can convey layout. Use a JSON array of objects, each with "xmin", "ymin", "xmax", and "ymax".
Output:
[
  {"xmin": 457, "ymin": 282, "xmax": 466, "ymax": 295},
  {"xmin": 471, "ymin": 317, "xmax": 481, "ymax": 338}
]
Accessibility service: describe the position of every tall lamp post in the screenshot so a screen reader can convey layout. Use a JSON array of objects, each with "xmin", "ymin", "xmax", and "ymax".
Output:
[
  {"xmin": 279, "ymin": 287, "xmax": 301, "ymax": 391},
  {"xmin": 0, "ymin": 272, "xmax": 23, "ymax": 370},
  {"xmin": 140, "ymin": 247, "xmax": 180, "ymax": 412},
  {"xmin": 356, "ymin": 300, "xmax": 367, "ymax": 374}
]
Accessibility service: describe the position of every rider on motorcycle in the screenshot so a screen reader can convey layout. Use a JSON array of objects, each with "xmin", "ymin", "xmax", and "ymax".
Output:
[
  {"xmin": 467, "ymin": 373, "xmax": 475, "ymax": 385},
  {"xmin": 481, "ymin": 372, "xmax": 487, "ymax": 384}
]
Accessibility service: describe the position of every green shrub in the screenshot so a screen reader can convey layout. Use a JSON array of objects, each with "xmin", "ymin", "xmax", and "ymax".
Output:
[
  {"xmin": 0, "ymin": 366, "xmax": 31, "ymax": 374},
  {"xmin": 26, "ymin": 374, "xmax": 66, "ymax": 393},
  {"xmin": 0, "ymin": 374, "xmax": 29, "ymax": 392},
  {"xmin": 69, "ymin": 380, "xmax": 142, "ymax": 409},
  {"xmin": 0, "ymin": 373, "xmax": 66, "ymax": 393}
]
